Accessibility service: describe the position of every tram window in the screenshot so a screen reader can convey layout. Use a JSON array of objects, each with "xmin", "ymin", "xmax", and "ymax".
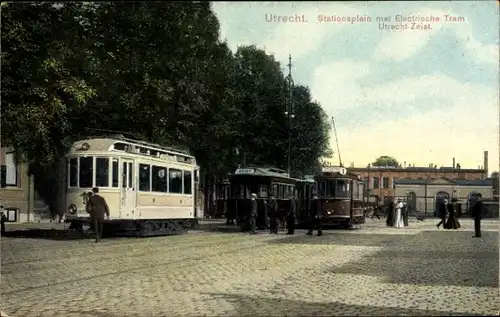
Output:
[
  {"xmin": 111, "ymin": 159, "xmax": 119, "ymax": 187},
  {"xmin": 139, "ymin": 164, "xmax": 151, "ymax": 191},
  {"xmin": 122, "ymin": 162, "xmax": 127, "ymax": 188},
  {"xmin": 79, "ymin": 157, "xmax": 93, "ymax": 188},
  {"xmin": 353, "ymin": 181, "xmax": 359, "ymax": 199},
  {"xmin": 335, "ymin": 180, "xmax": 350, "ymax": 198},
  {"xmin": 272, "ymin": 184, "xmax": 278, "ymax": 196},
  {"xmin": 259, "ymin": 185, "xmax": 268, "ymax": 198},
  {"xmin": 169, "ymin": 168, "xmax": 182, "ymax": 193},
  {"xmin": 183, "ymin": 171, "xmax": 192, "ymax": 194},
  {"xmin": 317, "ymin": 181, "xmax": 325, "ymax": 196},
  {"xmin": 151, "ymin": 166, "xmax": 167, "ymax": 192},
  {"xmin": 95, "ymin": 158, "xmax": 109, "ymax": 187},
  {"xmin": 325, "ymin": 181, "xmax": 336, "ymax": 197},
  {"xmin": 68, "ymin": 158, "xmax": 78, "ymax": 187}
]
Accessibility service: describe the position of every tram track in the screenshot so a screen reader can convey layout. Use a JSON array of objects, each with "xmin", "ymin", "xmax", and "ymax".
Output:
[
  {"xmin": 2, "ymin": 236, "xmax": 275, "ymax": 295},
  {"xmin": 1, "ymin": 233, "xmax": 246, "ymax": 266}
]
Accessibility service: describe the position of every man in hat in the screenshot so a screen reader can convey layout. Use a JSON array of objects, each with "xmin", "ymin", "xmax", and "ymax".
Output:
[
  {"xmin": 436, "ymin": 198, "xmax": 447, "ymax": 229},
  {"xmin": 267, "ymin": 193, "xmax": 278, "ymax": 234},
  {"xmin": 286, "ymin": 194, "xmax": 296, "ymax": 235},
  {"xmin": 86, "ymin": 187, "xmax": 110, "ymax": 242},
  {"xmin": 471, "ymin": 193, "xmax": 483, "ymax": 238},
  {"xmin": 249, "ymin": 193, "xmax": 258, "ymax": 234}
]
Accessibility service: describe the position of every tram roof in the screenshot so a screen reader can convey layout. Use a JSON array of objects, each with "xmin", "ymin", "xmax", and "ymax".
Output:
[
  {"xmin": 230, "ymin": 167, "xmax": 292, "ymax": 179},
  {"xmin": 67, "ymin": 136, "xmax": 196, "ymax": 164}
]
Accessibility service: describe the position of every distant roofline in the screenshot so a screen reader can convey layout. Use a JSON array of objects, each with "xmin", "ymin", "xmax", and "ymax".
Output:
[{"xmin": 350, "ymin": 167, "xmax": 485, "ymax": 173}]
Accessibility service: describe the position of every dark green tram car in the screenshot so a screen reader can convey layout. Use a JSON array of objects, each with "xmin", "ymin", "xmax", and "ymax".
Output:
[
  {"xmin": 315, "ymin": 166, "xmax": 365, "ymax": 228},
  {"xmin": 227, "ymin": 167, "xmax": 297, "ymax": 231}
]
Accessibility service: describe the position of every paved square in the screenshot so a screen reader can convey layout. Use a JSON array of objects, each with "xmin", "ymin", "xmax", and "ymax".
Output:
[{"xmin": 1, "ymin": 219, "xmax": 498, "ymax": 316}]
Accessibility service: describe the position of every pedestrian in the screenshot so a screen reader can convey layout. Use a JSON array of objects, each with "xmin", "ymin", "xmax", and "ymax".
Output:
[
  {"xmin": 402, "ymin": 199, "xmax": 409, "ymax": 227},
  {"xmin": 267, "ymin": 194, "xmax": 278, "ymax": 234},
  {"xmin": 472, "ymin": 193, "xmax": 483, "ymax": 238},
  {"xmin": 436, "ymin": 199, "xmax": 447, "ymax": 229},
  {"xmin": 249, "ymin": 193, "xmax": 258, "ymax": 234},
  {"xmin": 86, "ymin": 187, "xmax": 110, "ymax": 243},
  {"xmin": 286, "ymin": 195, "xmax": 296, "ymax": 235},
  {"xmin": 386, "ymin": 198, "xmax": 395, "ymax": 227},
  {"xmin": 394, "ymin": 198, "xmax": 404, "ymax": 228},
  {"xmin": 371, "ymin": 205, "xmax": 381, "ymax": 220},
  {"xmin": 0, "ymin": 206, "xmax": 6, "ymax": 236},
  {"xmin": 307, "ymin": 195, "xmax": 322, "ymax": 236},
  {"xmin": 444, "ymin": 199, "xmax": 461, "ymax": 230}
]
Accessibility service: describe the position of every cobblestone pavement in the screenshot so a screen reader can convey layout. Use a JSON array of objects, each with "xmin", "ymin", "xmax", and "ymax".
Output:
[{"xmin": 1, "ymin": 219, "xmax": 498, "ymax": 317}]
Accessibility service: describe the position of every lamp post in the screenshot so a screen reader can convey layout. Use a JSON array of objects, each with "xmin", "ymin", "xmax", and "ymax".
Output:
[{"xmin": 284, "ymin": 54, "xmax": 295, "ymax": 176}]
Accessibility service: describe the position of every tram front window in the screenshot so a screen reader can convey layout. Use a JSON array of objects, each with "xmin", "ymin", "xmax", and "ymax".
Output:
[
  {"xmin": 317, "ymin": 181, "xmax": 325, "ymax": 196},
  {"xmin": 79, "ymin": 157, "xmax": 93, "ymax": 188},
  {"xmin": 325, "ymin": 181, "xmax": 336, "ymax": 197},
  {"xmin": 335, "ymin": 180, "xmax": 350, "ymax": 198}
]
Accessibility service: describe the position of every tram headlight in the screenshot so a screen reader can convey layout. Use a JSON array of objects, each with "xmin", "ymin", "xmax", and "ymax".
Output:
[
  {"xmin": 68, "ymin": 204, "xmax": 77, "ymax": 215},
  {"xmin": 326, "ymin": 209, "xmax": 334, "ymax": 215}
]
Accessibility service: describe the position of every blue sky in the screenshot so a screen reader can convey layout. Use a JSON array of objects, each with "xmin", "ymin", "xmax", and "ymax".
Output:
[{"xmin": 212, "ymin": 1, "xmax": 499, "ymax": 173}]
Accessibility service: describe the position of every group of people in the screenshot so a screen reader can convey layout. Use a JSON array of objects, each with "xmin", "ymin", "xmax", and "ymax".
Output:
[
  {"xmin": 247, "ymin": 193, "xmax": 323, "ymax": 236},
  {"xmin": 435, "ymin": 198, "xmax": 461, "ymax": 230},
  {"xmin": 385, "ymin": 197, "xmax": 409, "ymax": 228}
]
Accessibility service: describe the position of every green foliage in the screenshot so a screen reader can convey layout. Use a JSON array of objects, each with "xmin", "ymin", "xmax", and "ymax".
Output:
[
  {"xmin": 1, "ymin": 2, "xmax": 331, "ymax": 216},
  {"xmin": 372, "ymin": 156, "xmax": 400, "ymax": 167}
]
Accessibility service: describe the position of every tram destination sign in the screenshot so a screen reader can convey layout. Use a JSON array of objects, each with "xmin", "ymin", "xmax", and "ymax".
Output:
[
  {"xmin": 235, "ymin": 168, "xmax": 255, "ymax": 174},
  {"xmin": 321, "ymin": 166, "xmax": 347, "ymax": 175}
]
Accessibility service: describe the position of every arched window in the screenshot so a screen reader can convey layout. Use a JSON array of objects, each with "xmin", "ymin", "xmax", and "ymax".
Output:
[
  {"xmin": 406, "ymin": 191, "xmax": 417, "ymax": 213},
  {"xmin": 466, "ymin": 192, "xmax": 480, "ymax": 213}
]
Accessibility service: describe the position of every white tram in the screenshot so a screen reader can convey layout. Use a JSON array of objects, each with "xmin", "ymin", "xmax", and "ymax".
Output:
[{"xmin": 63, "ymin": 135, "xmax": 200, "ymax": 236}]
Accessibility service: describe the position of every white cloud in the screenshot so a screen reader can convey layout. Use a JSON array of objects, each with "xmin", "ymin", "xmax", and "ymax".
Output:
[
  {"xmin": 373, "ymin": 8, "xmax": 499, "ymax": 64},
  {"xmin": 311, "ymin": 60, "xmax": 371, "ymax": 114},
  {"xmin": 319, "ymin": 69, "xmax": 499, "ymax": 171}
]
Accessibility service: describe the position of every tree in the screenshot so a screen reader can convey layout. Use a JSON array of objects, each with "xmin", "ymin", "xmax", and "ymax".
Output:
[
  {"xmin": 2, "ymin": 2, "xmax": 332, "ymax": 218},
  {"xmin": 290, "ymin": 85, "xmax": 331, "ymax": 176},
  {"xmin": 372, "ymin": 156, "xmax": 399, "ymax": 167}
]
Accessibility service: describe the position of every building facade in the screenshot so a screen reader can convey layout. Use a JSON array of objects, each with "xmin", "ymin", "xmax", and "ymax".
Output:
[
  {"xmin": 393, "ymin": 178, "xmax": 495, "ymax": 216},
  {"xmin": 351, "ymin": 151, "xmax": 489, "ymax": 203},
  {"xmin": 0, "ymin": 147, "xmax": 50, "ymax": 223}
]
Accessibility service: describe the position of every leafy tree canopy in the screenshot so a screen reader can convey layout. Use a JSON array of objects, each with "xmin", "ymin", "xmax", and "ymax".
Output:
[
  {"xmin": 1, "ymin": 2, "xmax": 331, "ymax": 216},
  {"xmin": 372, "ymin": 156, "xmax": 399, "ymax": 167}
]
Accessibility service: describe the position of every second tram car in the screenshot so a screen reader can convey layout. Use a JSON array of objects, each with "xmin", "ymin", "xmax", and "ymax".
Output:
[
  {"xmin": 227, "ymin": 167, "xmax": 297, "ymax": 231},
  {"xmin": 315, "ymin": 166, "xmax": 365, "ymax": 228},
  {"xmin": 63, "ymin": 135, "xmax": 200, "ymax": 236}
]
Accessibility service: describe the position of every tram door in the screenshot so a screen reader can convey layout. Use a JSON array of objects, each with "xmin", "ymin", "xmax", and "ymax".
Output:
[{"xmin": 121, "ymin": 160, "xmax": 136, "ymax": 219}]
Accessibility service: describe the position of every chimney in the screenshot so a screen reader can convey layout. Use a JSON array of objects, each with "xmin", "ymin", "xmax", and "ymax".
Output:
[
  {"xmin": 484, "ymin": 151, "xmax": 488, "ymax": 175},
  {"xmin": 452, "ymin": 157, "xmax": 455, "ymax": 169}
]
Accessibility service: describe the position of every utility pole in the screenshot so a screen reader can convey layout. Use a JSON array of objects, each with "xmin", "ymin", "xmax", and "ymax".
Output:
[
  {"xmin": 284, "ymin": 54, "xmax": 295, "ymax": 176},
  {"xmin": 331, "ymin": 116, "xmax": 343, "ymax": 167}
]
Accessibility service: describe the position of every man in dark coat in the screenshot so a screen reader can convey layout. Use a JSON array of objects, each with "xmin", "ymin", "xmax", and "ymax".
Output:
[
  {"xmin": 307, "ymin": 195, "xmax": 322, "ymax": 236},
  {"xmin": 0, "ymin": 206, "xmax": 6, "ymax": 236},
  {"xmin": 386, "ymin": 198, "xmax": 395, "ymax": 227},
  {"xmin": 436, "ymin": 199, "xmax": 447, "ymax": 229},
  {"xmin": 249, "ymin": 193, "xmax": 258, "ymax": 234},
  {"xmin": 86, "ymin": 187, "xmax": 110, "ymax": 242},
  {"xmin": 286, "ymin": 195, "xmax": 296, "ymax": 235},
  {"xmin": 267, "ymin": 194, "xmax": 278, "ymax": 234},
  {"xmin": 472, "ymin": 193, "xmax": 483, "ymax": 238}
]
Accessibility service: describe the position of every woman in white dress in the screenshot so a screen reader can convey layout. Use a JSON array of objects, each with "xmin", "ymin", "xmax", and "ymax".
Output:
[{"xmin": 394, "ymin": 198, "xmax": 405, "ymax": 228}]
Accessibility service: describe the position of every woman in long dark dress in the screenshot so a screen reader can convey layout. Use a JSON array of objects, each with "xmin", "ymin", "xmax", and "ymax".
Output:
[{"xmin": 444, "ymin": 201, "xmax": 461, "ymax": 229}]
